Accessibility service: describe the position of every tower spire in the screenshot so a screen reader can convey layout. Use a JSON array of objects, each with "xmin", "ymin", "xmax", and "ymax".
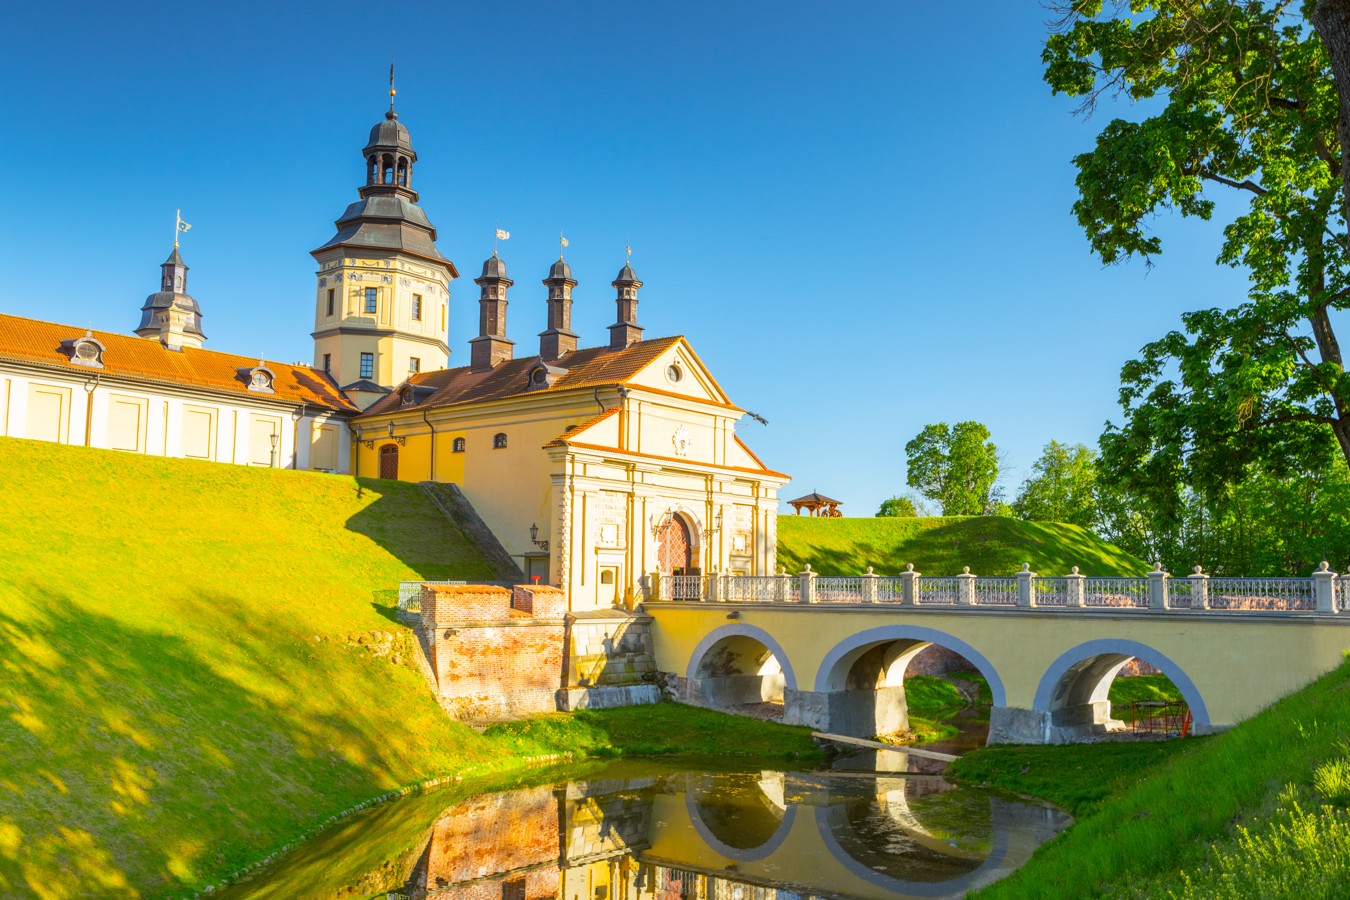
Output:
[{"xmin": 388, "ymin": 57, "xmax": 397, "ymax": 117}]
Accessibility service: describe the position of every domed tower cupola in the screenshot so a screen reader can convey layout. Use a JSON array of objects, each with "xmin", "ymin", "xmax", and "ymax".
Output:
[
  {"xmin": 310, "ymin": 73, "xmax": 457, "ymax": 410},
  {"xmin": 608, "ymin": 262, "xmax": 643, "ymax": 350},
  {"xmin": 539, "ymin": 258, "xmax": 579, "ymax": 360},
  {"xmin": 135, "ymin": 246, "xmax": 206, "ymax": 350},
  {"xmin": 470, "ymin": 253, "xmax": 515, "ymax": 372}
]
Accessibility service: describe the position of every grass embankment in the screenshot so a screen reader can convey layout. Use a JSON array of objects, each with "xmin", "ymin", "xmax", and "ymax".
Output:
[
  {"xmin": 0, "ymin": 438, "xmax": 819, "ymax": 897},
  {"xmin": 777, "ymin": 515, "xmax": 1148, "ymax": 575},
  {"xmin": 950, "ymin": 657, "xmax": 1350, "ymax": 898}
]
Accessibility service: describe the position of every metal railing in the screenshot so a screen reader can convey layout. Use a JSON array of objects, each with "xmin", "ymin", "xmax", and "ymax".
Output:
[
  {"xmin": 398, "ymin": 580, "xmax": 466, "ymax": 612},
  {"xmin": 718, "ymin": 574, "xmax": 798, "ymax": 603},
  {"xmin": 1083, "ymin": 577, "xmax": 1150, "ymax": 609},
  {"xmin": 1033, "ymin": 577, "xmax": 1070, "ymax": 607},
  {"xmin": 1207, "ymin": 577, "xmax": 1315, "ymax": 611},
  {"xmin": 658, "ymin": 574, "xmax": 707, "ymax": 601},
  {"xmin": 917, "ymin": 577, "xmax": 961, "ymax": 605},
  {"xmin": 972, "ymin": 577, "xmax": 1019, "ymax": 606},
  {"xmin": 816, "ymin": 576, "xmax": 865, "ymax": 603}
]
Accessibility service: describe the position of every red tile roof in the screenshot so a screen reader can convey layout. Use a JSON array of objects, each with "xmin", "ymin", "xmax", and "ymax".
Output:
[
  {"xmin": 0, "ymin": 313, "xmax": 356, "ymax": 412},
  {"xmin": 362, "ymin": 336, "xmax": 683, "ymax": 417}
]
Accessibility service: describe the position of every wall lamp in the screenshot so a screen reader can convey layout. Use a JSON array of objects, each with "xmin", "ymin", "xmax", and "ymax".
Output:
[
  {"xmin": 387, "ymin": 420, "xmax": 406, "ymax": 446},
  {"xmin": 529, "ymin": 522, "xmax": 549, "ymax": 552}
]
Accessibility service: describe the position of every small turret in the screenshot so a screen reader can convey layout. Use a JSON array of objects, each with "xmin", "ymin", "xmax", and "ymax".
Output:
[
  {"xmin": 608, "ymin": 262, "xmax": 643, "ymax": 349},
  {"xmin": 470, "ymin": 254, "xmax": 515, "ymax": 371},
  {"xmin": 539, "ymin": 258, "xmax": 579, "ymax": 360},
  {"xmin": 135, "ymin": 247, "xmax": 206, "ymax": 350}
]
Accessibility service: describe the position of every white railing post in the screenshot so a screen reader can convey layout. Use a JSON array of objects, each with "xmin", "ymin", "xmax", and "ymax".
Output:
[
  {"xmin": 900, "ymin": 564, "xmax": 918, "ymax": 606},
  {"xmin": 1313, "ymin": 561, "xmax": 1338, "ymax": 614},
  {"xmin": 861, "ymin": 567, "xmax": 879, "ymax": 604},
  {"xmin": 707, "ymin": 571, "xmax": 721, "ymax": 603},
  {"xmin": 956, "ymin": 566, "xmax": 976, "ymax": 605},
  {"xmin": 649, "ymin": 571, "xmax": 663, "ymax": 601},
  {"xmin": 799, "ymin": 565, "xmax": 817, "ymax": 604},
  {"xmin": 1065, "ymin": 566, "xmax": 1085, "ymax": 607},
  {"xmin": 1148, "ymin": 563, "xmax": 1168, "ymax": 610},
  {"xmin": 1016, "ymin": 563, "xmax": 1036, "ymax": 608},
  {"xmin": 1189, "ymin": 566, "xmax": 1210, "ymax": 610}
]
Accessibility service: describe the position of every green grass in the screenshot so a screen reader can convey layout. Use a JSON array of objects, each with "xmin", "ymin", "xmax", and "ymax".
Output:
[
  {"xmin": 0, "ymin": 437, "xmax": 822, "ymax": 898},
  {"xmin": 904, "ymin": 674, "xmax": 970, "ymax": 713},
  {"xmin": 777, "ymin": 515, "xmax": 1148, "ymax": 576},
  {"xmin": 951, "ymin": 657, "xmax": 1350, "ymax": 897},
  {"xmin": 483, "ymin": 703, "xmax": 823, "ymax": 758},
  {"xmin": 1108, "ymin": 672, "xmax": 1185, "ymax": 722}
]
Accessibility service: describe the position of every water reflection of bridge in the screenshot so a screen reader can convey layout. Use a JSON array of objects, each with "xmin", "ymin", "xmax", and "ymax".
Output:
[{"xmin": 395, "ymin": 766, "xmax": 1069, "ymax": 900}]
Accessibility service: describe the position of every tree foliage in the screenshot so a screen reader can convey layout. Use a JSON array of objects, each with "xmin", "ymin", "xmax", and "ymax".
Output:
[
  {"xmin": 1013, "ymin": 441, "xmax": 1101, "ymax": 527},
  {"xmin": 876, "ymin": 495, "xmax": 919, "ymax": 517},
  {"xmin": 904, "ymin": 422, "xmax": 1003, "ymax": 515},
  {"xmin": 1042, "ymin": 0, "xmax": 1350, "ymax": 515}
]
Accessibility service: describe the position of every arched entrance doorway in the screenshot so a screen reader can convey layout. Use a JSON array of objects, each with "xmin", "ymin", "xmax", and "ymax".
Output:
[
  {"xmin": 378, "ymin": 444, "xmax": 399, "ymax": 480},
  {"xmin": 657, "ymin": 514, "xmax": 693, "ymax": 575}
]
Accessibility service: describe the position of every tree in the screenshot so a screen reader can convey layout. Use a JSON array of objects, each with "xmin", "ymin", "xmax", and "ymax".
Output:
[
  {"xmin": 1013, "ymin": 441, "xmax": 1100, "ymax": 528},
  {"xmin": 904, "ymin": 422, "xmax": 1002, "ymax": 515},
  {"xmin": 876, "ymin": 495, "xmax": 918, "ymax": 517},
  {"xmin": 1042, "ymin": 1, "xmax": 1350, "ymax": 512}
]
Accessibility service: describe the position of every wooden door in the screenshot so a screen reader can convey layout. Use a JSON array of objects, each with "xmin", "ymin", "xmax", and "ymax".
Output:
[
  {"xmin": 378, "ymin": 444, "xmax": 399, "ymax": 480},
  {"xmin": 657, "ymin": 516, "xmax": 692, "ymax": 574}
]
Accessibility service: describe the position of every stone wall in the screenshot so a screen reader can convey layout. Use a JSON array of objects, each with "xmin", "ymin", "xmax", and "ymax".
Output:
[
  {"xmin": 419, "ymin": 584, "xmax": 567, "ymax": 720},
  {"xmin": 558, "ymin": 610, "xmax": 660, "ymax": 711},
  {"xmin": 420, "ymin": 786, "xmax": 561, "ymax": 896}
]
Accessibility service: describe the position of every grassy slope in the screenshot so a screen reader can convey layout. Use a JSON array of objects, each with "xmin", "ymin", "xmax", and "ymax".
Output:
[
  {"xmin": 0, "ymin": 438, "xmax": 824, "ymax": 897},
  {"xmin": 950, "ymin": 656, "xmax": 1350, "ymax": 898},
  {"xmin": 0, "ymin": 438, "xmax": 504, "ymax": 896},
  {"xmin": 777, "ymin": 515, "xmax": 1148, "ymax": 576}
]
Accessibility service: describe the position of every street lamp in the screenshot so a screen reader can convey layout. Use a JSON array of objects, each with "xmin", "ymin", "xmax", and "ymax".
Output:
[{"xmin": 269, "ymin": 430, "xmax": 279, "ymax": 468}]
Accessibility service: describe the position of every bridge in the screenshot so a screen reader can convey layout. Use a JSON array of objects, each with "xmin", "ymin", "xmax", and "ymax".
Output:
[{"xmin": 642, "ymin": 564, "xmax": 1350, "ymax": 743}]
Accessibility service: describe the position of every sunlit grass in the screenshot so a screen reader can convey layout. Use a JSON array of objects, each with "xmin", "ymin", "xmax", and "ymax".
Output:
[{"xmin": 777, "ymin": 515, "xmax": 1148, "ymax": 576}]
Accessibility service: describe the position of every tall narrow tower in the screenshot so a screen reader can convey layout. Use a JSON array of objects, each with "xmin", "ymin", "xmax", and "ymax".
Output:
[
  {"xmin": 608, "ymin": 263, "xmax": 643, "ymax": 349},
  {"xmin": 135, "ymin": 247, "xmax": 206, "ymax": 350},
  {"xmin": 470, "ymin": 254, "xmax": 514, "ymax": 371},
  {"xmin": 538, "ymin": 259, "xmax": 579, "ymax": 360},
  {"xmin": 310, "ymin": 92, "xmax": 457, "ymax": 409}
]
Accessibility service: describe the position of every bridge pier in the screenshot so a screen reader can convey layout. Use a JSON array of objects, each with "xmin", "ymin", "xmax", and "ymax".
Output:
[{"xmin": 781, "ymin": 687, "xmax": 908, "ymax": 737}]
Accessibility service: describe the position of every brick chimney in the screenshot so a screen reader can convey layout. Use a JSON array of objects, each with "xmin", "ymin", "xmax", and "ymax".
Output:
[
  {"xmin": 469, "ymin": 254, "xmax": 514, "ymax": 371},
  {"xmin": 539, "ymin": 258, "xmax": 579, "ymax": 360},
  {"xmin": 608, "ymin": 262, "xmax": 644, "ymax": 349}
]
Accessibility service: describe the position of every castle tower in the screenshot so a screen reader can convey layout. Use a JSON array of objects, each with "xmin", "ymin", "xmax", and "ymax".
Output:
[
  {"xmin": 538, "ymin": 259, "xmax": 579, "ymax": 360},
  {"xmin": 607, "ymin": 263, "xmax": 643, "ymax": 350},
  {"xmin": 135, "ymin": 247, "xmax": 206, "ymax": 350},
  {"xmin": 310, "ymin": 92, "xmax": 457, "ymax": 409},
  {"xmin": 469, "ymin": 254, "xmax": 515, "ymax": 371}
]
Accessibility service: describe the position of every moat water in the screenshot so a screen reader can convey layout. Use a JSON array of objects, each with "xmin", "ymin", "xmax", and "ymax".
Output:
[{"xmin": 218, "ymin": 741, "xmax": 1069, "ymax": 900}]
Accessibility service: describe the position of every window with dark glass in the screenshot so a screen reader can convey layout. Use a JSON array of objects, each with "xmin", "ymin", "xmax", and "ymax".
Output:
[
  {"xmin": 322, "ymin": 353, "xmax": 331, "ymax": 373},
  {"xmin": 364, "ymin": 288, "xmax": 377, "ymax": 314},
  {"xmin": 360, "ymin": 352, "xmax": 374, "ymax": 379},
  {"xmin": 411, "ymin": 293, "xmax": 422, "ymax": 321},
  {"xmin": 452, "ymin": 437, "xmax": 465, "ymax": 453},
  {"xmin": 493, "ymin": 432, "xmax": 508, "ymax": 449},
  {"xmin": 326, "ymin": 288, "xmax": 335, "ymax": 316},
  {"xmin": 408, "ymin": 357, "xmax": 420, "ymax": 373}
]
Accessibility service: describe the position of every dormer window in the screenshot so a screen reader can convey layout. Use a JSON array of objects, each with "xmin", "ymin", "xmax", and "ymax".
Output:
[
  {"xmin": 399, "ymin": 386, "xmax": 415, "ymax": 406},
  {"xmin": 246, "ymin": 363, "xmax": 275, "ymax": 394},
  {"xmin": 62, "ymin": 334, "xmax": 106, "ymax": 369},
  {"xmin": 525, "ymin": 361, "xmax": 567, "ymax": 392},
  {"xmin": 531, "ymin": 368, "xmax": 547, "ymax": 386},
  {"xmin": 493, "ymin": 432, "xmax": 508, "ymax": 449}
]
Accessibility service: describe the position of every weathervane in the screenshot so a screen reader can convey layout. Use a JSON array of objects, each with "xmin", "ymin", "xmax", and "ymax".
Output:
[{"xmin": 174, "ymin": 210, "xmax": 192, "ymax": 249}]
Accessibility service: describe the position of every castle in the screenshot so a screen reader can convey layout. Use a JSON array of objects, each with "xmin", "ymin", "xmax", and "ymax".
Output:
[{"xmin": 0, "ymin": 99, "xmax": 787, "ymax": 610}]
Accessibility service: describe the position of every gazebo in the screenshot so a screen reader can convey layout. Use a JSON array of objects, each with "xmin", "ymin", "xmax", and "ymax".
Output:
[{"xmin": 787, "ymin": 491, "xmax": 842, "ymax": 517}]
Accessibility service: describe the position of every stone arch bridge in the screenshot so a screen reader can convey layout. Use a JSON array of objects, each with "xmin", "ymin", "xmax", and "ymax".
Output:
[{"xmin": 644, "ymin": 566, "xmax": 1349, "ymax": 743}]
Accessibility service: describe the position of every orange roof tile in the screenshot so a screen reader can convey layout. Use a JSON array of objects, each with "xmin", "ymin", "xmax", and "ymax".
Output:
[
  {"xmin": 0, "ymin": 313, "xmax": 356, "ymax": 412},
  {"xmin": 556, "ymin": 440, "xmax": 791, "ymax": 479},
  {"xmin": 362, "ymin": 336, "xmax": 683, "ymax": 417},
  {"xmin": 543, "ymin": 407, "xmax": 620, "ymax": 448}
]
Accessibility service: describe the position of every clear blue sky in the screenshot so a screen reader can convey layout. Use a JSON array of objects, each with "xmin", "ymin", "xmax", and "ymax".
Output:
[{"xmin": 0, "ymin": 1, "xmax": 1249, "ymax": 513}]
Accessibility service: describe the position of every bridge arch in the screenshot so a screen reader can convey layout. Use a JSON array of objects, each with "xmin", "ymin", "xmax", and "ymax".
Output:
[
  {"xmin": 812, "ymin": 625, "xmax": 1006, "ymax": 739},
  {"xmin": 683, "ymin": 623, "xmax": 798, "ymax": 711},
  {"xmin": 1033, "ymin": 638, "xmax": 1211, "ymax": 739},
  {"xmin": 684, "ymin": 771, "xmax": 798, "ymax": 861}
]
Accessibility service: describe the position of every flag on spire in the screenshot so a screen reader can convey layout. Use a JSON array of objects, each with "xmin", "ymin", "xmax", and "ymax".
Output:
[{"xmin": 495, "ymin": 229, "xmax": 510, "ymax": 241}]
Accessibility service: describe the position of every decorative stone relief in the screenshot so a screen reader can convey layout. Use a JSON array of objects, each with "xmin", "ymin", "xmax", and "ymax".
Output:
[{"xmin": 671, "ymin": 425, "xmax": 691, "ymax": 458}]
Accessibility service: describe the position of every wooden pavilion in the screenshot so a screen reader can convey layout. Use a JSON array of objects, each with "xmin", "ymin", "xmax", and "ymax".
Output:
[{"xmin": 787, "ymin": 491, "xmax": 843, "ymax": 517}]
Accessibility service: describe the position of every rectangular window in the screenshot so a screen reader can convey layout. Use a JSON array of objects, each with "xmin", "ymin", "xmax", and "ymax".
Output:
[
  {"xmin": 248, "ymin": 414, "xmax": 283, "ymax": 467},
  {"xmin": 360, "ymin": 352, "xmax": 374, "ymax": 379},
  {"xmin": 311, "ymin": 422, "xmax": 338, "ymax": 470},
  {"xmin": 322, "ymin": 353, "xmax": 331, "ymax": 373},
  {"xmin": 25, "ymin": 384, "xmax": 70, "ymax": 443},
  {"xmin": 408, "ymin": 357, "xmax": 420, "ymax": 374},
  {"xmin": 364, "ymin": 287, "xmax": 378, "ymax": 314},
  {"xmin": 107, "ymin": 395, "xmax": 147, "ymax": 452},
  {"xmin": 181, "ymin": 406, "xmax": 215, "ymax": 459},
  {"xmin": 326, "ymin": 289, "xmax": 335, "ymax": 316},
  {"xmin": 411, "ymin": 293, "xmax": 422, "ymax": 321}
]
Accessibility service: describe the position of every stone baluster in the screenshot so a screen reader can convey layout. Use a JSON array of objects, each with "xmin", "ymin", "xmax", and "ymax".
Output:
[
  {"xmin": 1148, "ymin": 563, "xmax": 1169, "ymax": 610},
  {"xmin": 1065, "ymin": 566, "xmax": 1085, "ymax": 607},
  {"xmin": 1313, "ymin": 561, "xmax": 1338, "ymax": 614},
  {"xmin": 1189, "ymin": 566, "xmax": 1210, "ymax": 610},
  {"xmin": 861, "ymin": 566, "xmax": 879, "ymax": 604},
  {"xmin": 648, "ymin": 571, "xmax": 662, "ymax": 601},
  {"xmin": 799, "ymin": 564, "xmax": 817, "ymax": 604},
  {"xmin": 900, "ymin": 563, "xmax": 918, "ymax": 605},
  {"xmin": 1017, "ymin": 563, "xmax": 1036, "ymax": 608},
  {"xmin": 956, "ymin": 566, "xmax": 976, "ymax": 605},
  {"xmin": 707, "ymin": 570, "xmax": 720, "ymax": 603}
]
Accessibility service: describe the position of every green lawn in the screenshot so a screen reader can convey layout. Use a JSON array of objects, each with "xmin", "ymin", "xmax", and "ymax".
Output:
[
  {"xmin": 951, "ymin": 656, "xmax": 1350, "ymax": 898},
  {"xmin": 0, "ymin": 438, "xmax": 825, "ymax": 897},
  {"xmin": 777, "ymin": 515, "xmax": 1148, "ymax": 576}
]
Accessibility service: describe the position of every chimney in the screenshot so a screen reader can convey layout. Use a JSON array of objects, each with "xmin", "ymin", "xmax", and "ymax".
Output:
[
  {"xmin": 608, "ymin": 262, "xmax": 644, "ymax": 349},
  {"xmin": 539, "ymin": 258, "xmax": 579, "ymax": 359},
  {"xmin": 469, "ymin": 254, "xmax": 514, "ymax": 371}
]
